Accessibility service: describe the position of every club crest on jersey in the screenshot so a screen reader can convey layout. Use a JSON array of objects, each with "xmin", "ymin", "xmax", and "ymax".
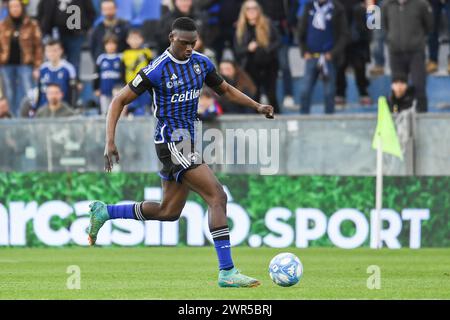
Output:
[
  {"xmin": 188, "ymin": 152, "xmax": 200, "ymax": 163},
  {"xmin": 193, "ymin": 64, "xmax": 201, "ymax": 75}
]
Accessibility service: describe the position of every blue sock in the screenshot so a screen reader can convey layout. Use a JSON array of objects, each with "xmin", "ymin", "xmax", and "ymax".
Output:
[
  {"xmin": 212, "ymin": 227, "xmax": 234, "ymax": 270},
  {"xmin": 106, "ymin": 202, "xmax": 145, "ymax": 220}
]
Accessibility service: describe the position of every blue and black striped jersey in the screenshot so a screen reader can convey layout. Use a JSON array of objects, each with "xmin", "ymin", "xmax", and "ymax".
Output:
[{"xmin": 128, "ymin": 49, "xmax": 223, "ymax": 143}]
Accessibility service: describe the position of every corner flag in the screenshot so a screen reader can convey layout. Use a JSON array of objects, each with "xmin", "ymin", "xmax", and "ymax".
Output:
[
  {"xmin": 372, "ymin": 97, "xmax": 403, "ymax": 160},
  {"xmin": 372, "ymin": 96, "xmax": 404, "ymax": 249}
]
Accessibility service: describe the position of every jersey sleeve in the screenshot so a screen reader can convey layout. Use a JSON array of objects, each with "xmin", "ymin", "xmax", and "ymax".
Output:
[
  {"xmin": 128, "ymin": 69, "xmax": 153, "ymax": 96},
  {"xmin": 95, "ymin": 55, "xmax": 103, "ymax": 67},
  {"xmin": 204, "ymin": 57, "xmax": 224, "ymax": 88}
]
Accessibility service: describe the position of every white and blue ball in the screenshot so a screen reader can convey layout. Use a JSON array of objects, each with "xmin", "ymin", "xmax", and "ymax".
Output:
[{"xmin": 269, "ymin": 252, "xmax": 303, "ymax": 287}]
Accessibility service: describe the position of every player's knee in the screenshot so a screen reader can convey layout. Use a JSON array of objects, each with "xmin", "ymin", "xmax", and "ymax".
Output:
[{"xmin": 219, "ymin": 189, "xmax": 228, "ymax": 206}]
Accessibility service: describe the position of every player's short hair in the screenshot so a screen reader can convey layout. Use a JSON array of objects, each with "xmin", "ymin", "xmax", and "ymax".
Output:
[
  {"xmin": 103, "ymin": 33, "xmax": 119, "ymax": 45},
  {"xmin": 45, "ymin": 39, "xmax": 63, "ymax": 48},
  {"xmin": 171, "ymin": 17, "xmax": 198, "ymax": 32}
]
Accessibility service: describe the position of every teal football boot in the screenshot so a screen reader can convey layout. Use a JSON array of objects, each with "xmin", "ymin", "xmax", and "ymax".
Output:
[
  {"xmin": 218, "ymin": 268, "xmax": 261, "ymax": 288},
  {"xmin": 87, "ymin": 201, "xmax": 109, "ymax": 246}
]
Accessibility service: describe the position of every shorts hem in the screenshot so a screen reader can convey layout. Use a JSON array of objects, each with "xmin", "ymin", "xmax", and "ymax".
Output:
[
  {"xmin": 158, "ymin": 172, "xmax": 173, "ymax": 181},
  {"xmin": 174, "ymin": 164, "xmax": 202, "ymax": 183}
]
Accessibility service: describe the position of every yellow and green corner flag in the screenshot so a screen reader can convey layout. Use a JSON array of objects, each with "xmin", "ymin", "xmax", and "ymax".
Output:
[{"xmin": 372, "ymin": 97, "xmax": 404, "ymax": 160}]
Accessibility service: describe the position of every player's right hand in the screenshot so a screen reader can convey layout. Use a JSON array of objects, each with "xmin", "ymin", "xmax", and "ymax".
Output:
[{"xmin": 104, "ymin": 142, "xmax": 120, "ymax": 172}]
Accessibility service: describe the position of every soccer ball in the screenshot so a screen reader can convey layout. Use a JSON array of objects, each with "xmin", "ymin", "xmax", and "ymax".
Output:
[{"xmin": 269, "ymin": 252, "xmax": 303, "ymax": 287}]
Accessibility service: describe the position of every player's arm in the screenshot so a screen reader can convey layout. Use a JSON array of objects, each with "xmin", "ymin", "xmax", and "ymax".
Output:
[
  {"xmin": 105, "ymin": 69, "xmax": 152, "ymax": 172},
  {"xmin": 207, "ymin": 72, "xmax": 274, "ymax": 119},
  {"xmin": 104, "ymin": 85, "xmax": 138, "ymax": 172}
]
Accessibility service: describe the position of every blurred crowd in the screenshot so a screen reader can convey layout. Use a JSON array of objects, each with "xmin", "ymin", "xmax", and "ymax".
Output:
[{"xmin": 0, "ymin": 0, "xmax": 449, "ymax": 121}]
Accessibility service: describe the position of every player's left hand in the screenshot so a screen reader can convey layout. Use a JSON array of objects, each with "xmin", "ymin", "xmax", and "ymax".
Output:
[{"xmin": 257, "ymin": 104, "xmax": 274, "ymax": 119}]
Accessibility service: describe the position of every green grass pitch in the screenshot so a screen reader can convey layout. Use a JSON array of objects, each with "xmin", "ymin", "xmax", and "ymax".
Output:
[{"xmin": 1, "ymin": 247, "xmax": 450, "ymax": 299}]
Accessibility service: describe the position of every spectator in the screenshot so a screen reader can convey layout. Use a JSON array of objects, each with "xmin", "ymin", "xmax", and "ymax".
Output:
[
  {"xmin": 157, "ymin": 0, "xmax": 202, "ymax": 54},
  {"xmin": 292, "ymin": 0, "xmax": 311, "ymax": 51},
  {"xmin": 335, "ymin": 0, "xmax": 371, "ymax": 107},
  {"xmin": 162, "ymin": 0, "xmax": 174, "ymax": 13},
  {"xmin": 234, "ymin": 0, "xmax": 281, "ymax": 113},
  {"xmin": 100, "ymin": 0, "xmax": 161, "ymax": 26},
  {"xmin": 123, "ymin": 29, "xmax": 153, "ymax": 83},
  {"xmin": 0, "ymin": 101, "xmax": 17, "ymax": 169},
  {"xmin": 218, "ymin": 59, "xmax": 257, "ymax": 114},
  {"xmin": 197, "ymin": 0, "xmax": 244, "ymax": 62},
  {"xmin": 0, "ymin": 0, "xmax": 43, "ymax": 117},
  {"xmin": 18, "ymin": 87, "xmax": 38, "ymax": 118},
  {"xmin": 89, "ymin": 0, "xmax": 130, "ymax": 61},
  {"xmin": 198, "ymin": 87, "xmax": 223, "ymax": 121},
  {"xmin": 123, "ymin": 29, "xmax": 153, "ymax": 116},
  {"xmin": 35, "ymin": 39, "xmax": 77, "ymax": 111},
  {"xmin": 94, "ymin": 34, "xmax": 124, "ymax": 115},
  {"xmin": 388, "ymin": 73, "xmax": 416, "ymax": 114},
  {"xmin": 194, "ymin": 33, "xmax": 217, "ymax": 66},
  {"xmin": 0, "ymin": 96, "xmax": 12, "ymax": 119},
  {"xmin": 38, "ymin": 0, "xmax": 96, "ymax": 73},
  {"xmin": 298, "ymin": 0, "xmax": 349, "ymax": 114},
  {"xmin": 382, "ymin": 0, "xmax": 433, "ymax": 112},
  {"xmin": 426, "ymin": 0, "xmax": 450, "ymax": 74},
  {"xmin": 368, "ymin": 0, "xmax": 386, "ymax": 76},
  {"xmin": 139, "ymin": 0, "xmax": 164, "ymax": 49},
  {"xmin": 258, "ymin": 0, "xmax": 297, "ymax": 109},
  {"xmin": 293, "ymin": 0, "xmax": 313, "ymax": 42},
  {"xmin": 296, "ymin": 0, "xmax": 313, "ymax": 18},
  {"xmin": 26, "ymin": 0, "xmax": 40, "ymax": 18},
  {"xmin": 35, "ymin": 83, "xmax": 77, "ymax": 118}
]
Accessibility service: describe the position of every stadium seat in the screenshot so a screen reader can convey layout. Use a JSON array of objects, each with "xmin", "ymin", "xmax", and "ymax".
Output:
[
  {"xmin": 279, "ymin": 75, "xmax": 450, "ymax": 114},
  {"xmin": 0, "ymin": 6, "xmax": 7, "ymax": 21},
  {"xmin": 131, "ymin": 0, "xmax": 161, "ymax": 26},
  {"xmin": 115, "ymin": 0, "xmax": 134, "ymax": 22},
  {"xmin": 94, "ymin": 0, "xmax": 145, "ymax": 27},
  {"xmin": 91, "ymin": 0, "xmax": 102, "ymax": 16}
]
